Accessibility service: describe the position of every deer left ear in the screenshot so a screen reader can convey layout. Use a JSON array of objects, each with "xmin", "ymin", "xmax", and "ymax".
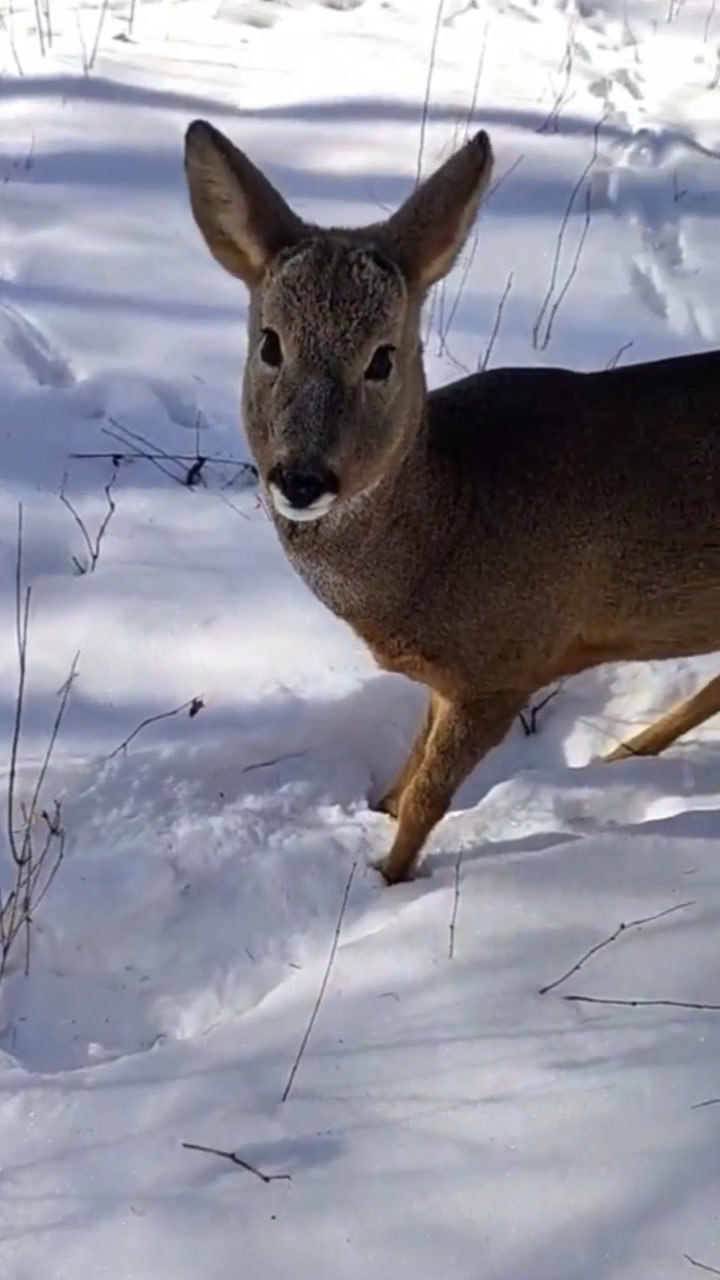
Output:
[
  {"xmin": 381, "ymin": 131, "xmax": 493, "ymax": 291},
  {"xmin": 184, "ymin": 119, "xmax": 306, "ymax": 286}
]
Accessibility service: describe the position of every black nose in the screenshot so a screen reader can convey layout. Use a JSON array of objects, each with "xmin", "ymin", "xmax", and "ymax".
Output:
[{"xmin": 269, "ymin": 464, "xmax": 338, "ymax": 509}]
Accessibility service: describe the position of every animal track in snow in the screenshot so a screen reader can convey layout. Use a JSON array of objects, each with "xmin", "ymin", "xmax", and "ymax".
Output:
[
  {"xmin": 602, "ymin": 122, "xmax": 713, "ymax": 337},
  {"xmin": 1, "ymin": 302, "xmax": 75, "ymax": 388},
  {"xmin": 149, "ymin": 377, "xmax": 205, "ymax": 431}
]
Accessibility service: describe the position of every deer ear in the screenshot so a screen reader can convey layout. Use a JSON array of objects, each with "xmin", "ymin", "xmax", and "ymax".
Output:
[
  {"xmin": 382, "ymin": 131, "xmax": 493, "ymax": 291},
  {"xmin": 184, "ymin": 120, "xmax": 305, "ymax": 286}
]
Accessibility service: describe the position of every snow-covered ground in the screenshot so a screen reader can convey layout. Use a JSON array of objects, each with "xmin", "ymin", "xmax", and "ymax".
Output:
[{"xmin": 1, "ymin": 0, "xmax": 720, "ymax": 1274}]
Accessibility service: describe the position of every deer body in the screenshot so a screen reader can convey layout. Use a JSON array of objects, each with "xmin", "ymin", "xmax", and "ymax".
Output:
[
  {"xmin": 278, "ymin": 354, "xmax": 720, "ymax": 677},
  {"xmin": 184, "ymin": 121, "xmax": 720, "ymax": 883}
]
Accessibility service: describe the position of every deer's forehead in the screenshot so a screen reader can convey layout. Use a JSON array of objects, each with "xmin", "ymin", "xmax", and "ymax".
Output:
[{"xmin": 262, "ymin": 239, "xmax": 405, "ymax": 344}]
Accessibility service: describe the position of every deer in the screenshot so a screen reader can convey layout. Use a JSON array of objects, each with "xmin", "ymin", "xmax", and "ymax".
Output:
[{"xmin": 183, "ymin": 119, "xmax": 720, "ymax": 885}]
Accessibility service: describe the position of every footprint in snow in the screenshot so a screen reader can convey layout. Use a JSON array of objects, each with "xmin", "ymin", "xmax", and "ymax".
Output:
[{"xmin": 1, "ymin": 302, "xmax": 75, "ymax": 389}]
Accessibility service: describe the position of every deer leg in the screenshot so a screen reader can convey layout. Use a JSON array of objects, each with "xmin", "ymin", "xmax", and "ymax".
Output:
[
  {"xmin": 372, "ymin": 690, "xmax": 440, "ymax": 819},
  {"xmin": 378, "ymin": 692, "xmax": 523, "ymax": 886},
  {"xmin": 604, "ymin": 671, "xmax": 720, "ymax": 763}
]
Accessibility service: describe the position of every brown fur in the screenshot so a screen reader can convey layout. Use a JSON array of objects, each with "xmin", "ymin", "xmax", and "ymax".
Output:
[{"xmin": 184, "ymin": 120, "xmax": 720, "ymax": 884}]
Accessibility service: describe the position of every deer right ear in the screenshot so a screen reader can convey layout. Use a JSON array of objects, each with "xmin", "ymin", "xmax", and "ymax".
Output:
[
  {"xmin": 184, "ymin": 120, "xmax": 305, "ymax": 286},
  {"xmin": 383, "ymin": 130, "xmax": 494, "ymax": 292}
]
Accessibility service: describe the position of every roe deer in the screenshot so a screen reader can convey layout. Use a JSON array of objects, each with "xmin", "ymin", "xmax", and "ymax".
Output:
[{"xmin": 184, "ymin": 120, "xmax": 720, "ymax": 884}]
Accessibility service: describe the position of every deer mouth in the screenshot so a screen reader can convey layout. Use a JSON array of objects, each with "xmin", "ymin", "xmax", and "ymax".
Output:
[
  {"xmin": 266, "ymin": 461, "xmax": 340, "ymax": 523},
  {"xmin": 268, "ymin": 484, "xmax": 338, "ymax": 523}
]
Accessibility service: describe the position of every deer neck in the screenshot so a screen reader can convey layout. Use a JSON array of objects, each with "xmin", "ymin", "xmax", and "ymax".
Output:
[{"xmin": 271, "ymin": 412, "xmax": 434, "ymax": 627}]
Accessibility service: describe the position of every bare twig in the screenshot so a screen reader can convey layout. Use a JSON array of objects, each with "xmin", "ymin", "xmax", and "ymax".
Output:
[
  {"xmin": 433, "ymin": 19, "xmax": 490, "ymax": 347},
  {"xmin": 0, "ymin": 8, "xmax": 24, "ymax": 75},
  {"xmin": 437, "ymin": 226, "xmax": 479, "ymax": 356},
  {"xmin": 537, "ymin": 17, "xmax": 577, "ymax": 134},
  {"xmin": 478, "ymin": 271, "xmax": 514, "ymax": 371},
  {"xmin": 463, "ymin": 15, "xmax": 490, "ymax": 137},
  {"xmin": 1, "ymin": 507, "xmax": 75, "ymax": 982},
  {"xmin": 185, "ymin": 457, "xmax": 206, "ymax": 488},
  {"xmin": 685, "ymin": 1255, "xmax": 720, "ymax": 1276},
  {"xmin": 69, "ymin": 450, "xmax": 258, "ymax": 486},
  {"xmin": 533, "ymin": 117, "xmax": 605, "ymax": 351},
  {"xmin": 74, "ymin": 2, "xmax": 88, "ymax": 71},
  {"xmin": 691, "ymin": 1097, "xmax": 720, "ymax": 1110},
  {"xmin": 538, "ymin": 181, "xmax": 592, "ymax": 351},
  {"xmin": 7, "ymin": 506, "xmax": 30, "ymax": 869},
  {"xmin": 104, "ymin": 419, "xmax": 185, "ymax": 485},
  {"xmin": 437, "ymin": 156, "xmax": 523, "ymax": 357},
  {"xmin": 241, "ymin": 751, "xmax": 306, "ymax": 775},
  {"xmin": 519, "ymin": 681, "xmax": 563, "ymax": 737},
  {"xmin": 282, "ymin": 861, "xmax": 357, "ymax": 1103},
  {"xmin": 71, "ymin": 452, "xmax": 251, "ymax": 467},
  {"xmin": 41, "ymin": 0, "xmax": 51, "ymax": 47},
  {"xmin": 181, "ymin": 1142, "xmax": 291, "ymax": 1184},
  {"xmin": 60, "ymin": 465, "xmax": 118, "ymax": 573},
  {"xmin": 539, "ymin": 901, "xmax": 695, "ymax": 995},
  {"xmin": 20, "ymin": 658, "xmax": 78, "ymax": 867},
  {"xmin": 87, "ymin": 0, "xmax": 112, "ymax": 70},
  {"xmin": 605, "ymin": 339, "xmax": 634, "ymax": 370},
  {"xmin": 103, "ymin": 421, "xmax": 252, "ymax": 519},
  {"xmin": 31, "ymin": 0, "xmax": 45, "ymax": 56},
  {"xmin": 485, "ymin": 153, "xmax": 525, "ymax": 205},
  {"xmin": 106, "ymin": 697, "xmax": 205, "ymax": 761},
  {"xmin": 416, "ymin": 0, "xmax": 445, "ymax": 187},
  {"xmin": 564, "ymin": 995, "xmax": 720, "ymax": 1011},
  {"xmin": 448, "ymin": 848, "xmax": 463, "ymax": 959},
  {"xmin": 673, "ymin": 169, "xmax": 689, "ymax": 203}
]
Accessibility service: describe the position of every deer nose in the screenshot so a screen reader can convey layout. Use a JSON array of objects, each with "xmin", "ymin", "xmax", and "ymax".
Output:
[{"xmin": 269, "ymin": 464, "xmax": 338, "ymax": 510}]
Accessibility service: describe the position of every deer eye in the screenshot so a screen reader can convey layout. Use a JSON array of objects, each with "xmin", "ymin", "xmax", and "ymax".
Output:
[
  {"xmin": 364, "ymin": 344, "xmax": 395, "ymax": 382},
  {"xmin": 259, "ymin": 328, "xmax": 282, "ymax": 368}
]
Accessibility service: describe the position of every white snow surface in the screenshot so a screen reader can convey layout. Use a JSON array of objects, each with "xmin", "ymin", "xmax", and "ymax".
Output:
[{"xmin": 1, "ymin": 0, "xmax": 720, "ymax": 1275}]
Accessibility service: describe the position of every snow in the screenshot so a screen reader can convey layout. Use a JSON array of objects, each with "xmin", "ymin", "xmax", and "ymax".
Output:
[{"xmin": 1, "ymin": 0, "xmax": 720, "ymax": 1274}]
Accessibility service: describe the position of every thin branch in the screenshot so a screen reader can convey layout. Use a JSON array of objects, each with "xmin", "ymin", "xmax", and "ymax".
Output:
[
  {"xmin": 519, "ymin": 680, "xmax": 564, "ymax": 737},
  {"xmin": 433, "ymin": 18, "xmax": 490, "ymax": 348},
  {"xmin": 448, "ymin": 848, "xmax": 463, "ymax": 959},
  {"xmin": 532, "ymin": 116, "xmax": 605, "ymax": 351},
  {"xmin": 537, "ymin": 16, "xmax": 577, "ymax": 134},
  {"xmin": 181, "ymin": 1142, "xmax": 291, "ymax": 1184},
  {"xmin": 463, "ymin": 15, "xmax": 490, "ymax": 136},
  {"xmin": 31, "ymin": 0, "xmax": 45, "ymax": 55},
  {"xmin": 70, "ymin": 452, "xmax": 253, "ymax": 467},
  {"xmin": 19, "ymin": 656, "xmax": 79, "ymax": 865},
  {"xmin": 438, "ymin": 226, "xmax": 479, "ymax": 355},
  {"xmin": 87, "ymin": 0, "xmax": 111, "ymax": 71},
  {"xmin": 605, "ymin": 339, "xmax": 634, "ymax": 370},
  {"xmin": 103, "ymin": 421, "xmax": 251, "ymax": 519},
  {"xmin": 241, "ymin": 751, "xmax": 306, "ymax": 775},
  {"xmin": 691, "ymin": 1097, "xmax": 720, "ymax": 1110},
  {"xmin": 437, "ymin": 156, "xmax": 524, "ymax": 358},
  {"xmin": 0, "ymin": 8, "xmax": 24, "ymax": 74},
  {"xmin": 74, "ymin": 1, "xmax": 89, "ymax": 72},
  {"xmin": 282, "ymin": 861, "xmax": 357, "ymax": 1102},
  {"xmin": 485, "ymin": 153, "xmax": 525, "ymax": 205},
  {"xmin": 537, "ymin": 181, "xmax": 592, "ymax": 351},
  {"xmin": 685, "ymin": 1256, "xmax": 720, "ymax": 1276},
  {"xmin": 478, "ymin": 270, "xmax": 514, "ymax": 372},
  {"xmin": 7, "ymin": 506, "xmax": 30, "ymax": 867},
  {"xmin": 2, "ymin": 508, "xmax": 74, "ymax": 981},
  {"xmin": 106, "ymin": 696, "xmax": 205, "ymax": 761},
  {"xmin": 564, "ymin": 995, "xmax": 720, "ymax": 1011},
  {"xmin": 104, "ymin": 420, "xmax": 184, "ymax": 485},
  {"xmin": 60, "ymin": 466, "xmax": 117, "ymax": 573},
  {"xmin": 539, "ymin": 901, "xmax": 695, "ymax": 995},
  {"xmin": 416, "ymin": 0, "xmax": 445, "ymax": 187}
]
